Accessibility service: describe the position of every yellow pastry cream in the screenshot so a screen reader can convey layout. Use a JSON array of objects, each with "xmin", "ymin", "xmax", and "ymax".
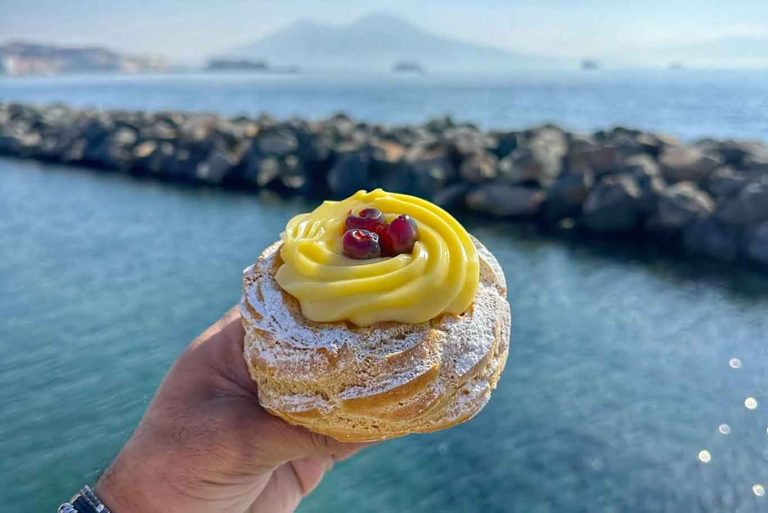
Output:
[{"xmin": 274, "ymin": 188, "xmax": 479, "ymax": 326}]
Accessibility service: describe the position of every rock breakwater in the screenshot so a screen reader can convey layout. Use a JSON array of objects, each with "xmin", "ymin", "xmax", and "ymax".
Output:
[{"xmin": 2, "ymin": 102, "xmax": 768, "ymax": 266}]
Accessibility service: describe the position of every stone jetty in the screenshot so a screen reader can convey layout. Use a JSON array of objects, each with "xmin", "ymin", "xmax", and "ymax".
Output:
[{"xmin": 1, "ymin": 102, "xmax": 768, "ymax": 266}]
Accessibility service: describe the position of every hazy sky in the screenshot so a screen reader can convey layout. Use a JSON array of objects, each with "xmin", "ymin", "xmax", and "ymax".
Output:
[{"xmin": 2, "ymin": 0, "xmax": 767, "ymax": 66}]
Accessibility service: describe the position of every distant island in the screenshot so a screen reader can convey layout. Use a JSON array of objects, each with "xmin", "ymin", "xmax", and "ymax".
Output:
[
  {"xmin": 0, "ymin": 42, "xmax": 168, "ymax": 76},
  {"xmin": 581, "ymin": 59, "xmax": 600, "ymax": 71},
  {"xmin": 392, "ymin": 61, "xmax": 425, "ymax": 74},
  {"xmin": 205, "ymin": 58, "xmax": 298, "ymax": 74}
]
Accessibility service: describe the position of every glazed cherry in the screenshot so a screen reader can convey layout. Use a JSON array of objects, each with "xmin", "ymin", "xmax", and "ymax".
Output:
[
  {"xmin": 387, "ymin": 215, "xmax": 418, "ymax": 255},
  {"xmin": 381, "ymin": 215, "xmax": 418, "ymax": 256},
  {"xmin": 345, "ymin": 207, "xmax": 385, "ymax": 233},
  {"xmin": 342, "ymin": 229, "xmax": 381, "ymax": 259}
]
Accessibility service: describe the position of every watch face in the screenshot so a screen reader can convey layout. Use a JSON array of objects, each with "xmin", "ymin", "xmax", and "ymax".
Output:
[{"xmin": 58, "ymin": 504, "xmax": 77, "ymax": 513}]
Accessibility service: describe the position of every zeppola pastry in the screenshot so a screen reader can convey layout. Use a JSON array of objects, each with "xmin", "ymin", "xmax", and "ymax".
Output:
[{"xmin": 240, "ymin": 188, "xmax": 510, "ymax": 442}]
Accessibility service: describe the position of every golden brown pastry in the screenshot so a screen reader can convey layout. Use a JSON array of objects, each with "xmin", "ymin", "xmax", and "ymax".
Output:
[{"xmin": 240, "ymin": 189, "xmax": 510, "ymax": 442}]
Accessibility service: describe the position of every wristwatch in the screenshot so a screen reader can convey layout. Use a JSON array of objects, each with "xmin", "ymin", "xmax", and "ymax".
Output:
[{"xmin": 58, "ymin": 485, "xmax": 112, "ymax": 513}]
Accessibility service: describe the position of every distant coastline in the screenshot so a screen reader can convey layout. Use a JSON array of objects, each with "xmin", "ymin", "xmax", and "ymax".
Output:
[
  {"xmin": 0, "ymin": 42, "xmax": 168, "ymax": 76},
  {"xmin": 1, "ymin": 102, "xmax": 767, "ymax": 268}
]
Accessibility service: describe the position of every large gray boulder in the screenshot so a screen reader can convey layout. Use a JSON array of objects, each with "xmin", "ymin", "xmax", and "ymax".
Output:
[
  {"xmin": 528, "ymin": 126, "xmax": 568, "ymax": 158},
  {"xmin": 195, "ymin": 149, "xmax": 239, "ymax": 184},
  {"xmin": 498, "ymin": 144, "xmax": 562, "ymax": 186},
  {"xmin": 622, "ymin": 153, "xmax": 660, "ymax": 178},
  {"xmin": 466, "ymin": 183, "xmax": 544, "ymax": 217},
  {"xmin": 327, "ymin": 148, "xmax": 370, "ymax": 198},
  {"xmin": 278, "ymin": 155, "xmax": 308, "ymax": 191},
  {"xmin": 542, "ymin": 172, "xmax": 593, "ymax": 223},
  {"xmin": 683, "ymin": 219, "xmax": 739, "ymax": 261},
  {"xmin": 659, "ymin": 146, "xmax": 720, "ymax": 183},
  {"xmin": 255, "ymin": 127, "xmax": 298, "ymax": 157},
  {"xmin": 493, "ymin": 131, "xmax": 520, "ymax": 159},
  {"xmin": 707, "ymin": 166, "xmax": 749, "ymax": 198},
  {"xmin": 567, "ymin": 132, "xmax": 642, "ymax": 176},
  {"xmin": 432, "ymin": 182, "xmax": 469, "ymax": 210},
  {"xmin": 716, "ymin": 180, "xmax": 768, "ymax": 226},
  {"xmin": 745, "ymin": 221, "xmax": 768, "ymax": 265},
  {"xmin": 743, "ymin": 146, "xmax": 768, "ymax": 173},
  {"xmin": 649, "ymin": 182, "xmax": 715, "ymax": 231},
  {"xmin": 459, "ymin": 151, "xmax": 498, "ymax": 183},
  {"xmin": 712, "ymin": 140, "xmax": 768, "ymax": 169},
  {"xmin": 581, "ymin": 175, "xmax": 642, "ymax": 232},
  {"xmin": 445, "ymin": 125, "xmax": 497, "ymax": 157},
  {"xmin": 384, "ymin": 144, "xmax": 455, "ymax": 198}
]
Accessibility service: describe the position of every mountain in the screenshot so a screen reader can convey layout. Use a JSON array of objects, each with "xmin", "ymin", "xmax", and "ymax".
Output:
[{"xmin": 226, "ymin": 13, "xmax": 556, "ymax": 71}]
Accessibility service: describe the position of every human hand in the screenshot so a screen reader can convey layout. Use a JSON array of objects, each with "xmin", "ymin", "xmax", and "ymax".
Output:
[{"xmin": 95, "ymin": 307, "xmax": 368, "ymax": 513}]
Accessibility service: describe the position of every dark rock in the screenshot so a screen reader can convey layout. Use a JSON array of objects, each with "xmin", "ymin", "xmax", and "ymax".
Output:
[
  {"xmin": 141, "ymin": 141, "xmax": 176, "ymax": 176},
  {"xmin": 195, "ymin": 149, "xmax": 239, "ymax": 184},
  {"xmin": 659, "ymin": 146, "xmax": 720, "ymax": 183},
  {"xmin": 530, "ymin": 126, "xmax": 568, "ymax": 158},
  {"xmin": 716, "ymin": 180, "xmax": 768, "ymax": 226},
  {"xmin": 745, "ymin": 221, "xmax": 768, "ymax": 265},
  {"xmin": 0, "ymin": 133, "xmax": 23, "ymax": 155},
  {"xmin": 542, "ymin": 172, "xmax": 593, "ymax": 223},
  {"xmin": 636, "ymin": 174, "xmax": 667, "ymax": 216},
  {"xmin": 432, "ymin": 182, "xmax": 469, "ymax": 210},
  {"xmin": 648, "ymin": 182, "xmax": 715, "ymax": 231},
  {"xmin": 239, "ymin": 155, "xmax": 281, "ymax": 188},
  {"xmin": 327, "ymin": 148, "xmax": 370, "ymax": 198},
  {"xmin": 743, "ymin": 146, "xmax": 768, "ymax": 173},
  {"xmin": 426, "ymin": 116, "xmax": 455, "ymax": 133},
  {"xmin": 295, "ymin": 124, "xmax": 333, "ymax": 163},
  {"xmin": 466, "ymin": 183, "xmax": 544, "ymax": 217},
  {"xmin": 712, "ymin": 140, "xmax": 768, "ymax": 169},
  {"xmin": 256, "ymin": 127, "xmax": 298, "ymax": 157},
  {"xmin": 459, "ymin": 152, "xmax": 498, "ymax": 183},
  {"xmin": 279, "ymin": 156, "xmax": 307, "ymax": 191},
  {"xmin": 581, "ymin": 175, "xmax": 642, "ymax": 232},
  {"xmin": 683, "ymin": 219, "xmax": 739, "ymax": 261},
  {"xmin": 61, "ymin": 139, "xmax": 86, "ymax": 164},
  {"xmin": 396, "ymin": 145, "xmax": 456, "ymax": 198},
  {"xmin": 635, "ymin": 133, "xmax": 665, "ymax": 159},
  {"xmin": 493, "ymin": 131, "xmax": 520, "ymax": 159},
  {"xmin": 707, "ymin": 167, "xmax": 749, "ymax": 198},
  {"xmin": 622, "ymin": 153, "xmax": 660, "ymax": 178},
  {"xmin": 567, "ymin": 143, "xmax": 621, "ymax": 176},
  {"xmin": 499, "ymin": 143, "xmax": 562, "ymax": 186},
  {"xmin": 445, "ymin": 126, "xmax": 496, "ymax": 156}
]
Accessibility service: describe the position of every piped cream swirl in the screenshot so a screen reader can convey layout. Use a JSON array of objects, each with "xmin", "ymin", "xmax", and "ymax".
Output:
[{"xmin": 274, "ymin": 189, "xmax": 479, "ymax": 326}]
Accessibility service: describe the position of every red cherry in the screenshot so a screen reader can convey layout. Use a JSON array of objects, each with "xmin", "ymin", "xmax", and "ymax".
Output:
[
  {"xmin": 386, "ymin": 215, "xmax": 418, "ymax": 255},
  {"xmin": 378, "ymin": 227, "xmax": 396, "ymax": 257},
  {"xmin": 359, "ymin": 208, "xmax": 384, "ymax": 222},
  {"xmin": 342, "ymin": 229, "xmax": 381, "ymax": 259},
  {"xmin": 345, "ymin": 207, "xmax": 385, "ymax": 232}
]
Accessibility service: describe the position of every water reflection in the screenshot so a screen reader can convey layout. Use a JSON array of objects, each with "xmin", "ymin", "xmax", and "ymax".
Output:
[{"xmin": 698, "ymin": 450, "xmax": 712, "ymax": 463}]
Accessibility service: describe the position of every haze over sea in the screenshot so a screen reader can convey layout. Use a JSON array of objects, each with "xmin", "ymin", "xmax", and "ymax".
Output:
[{"xmin": 2, "ymin": 71, "xmax": 768, "ymax": 512}]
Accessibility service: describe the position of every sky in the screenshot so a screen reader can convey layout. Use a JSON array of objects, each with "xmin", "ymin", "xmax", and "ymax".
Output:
[{"xmin": 1, "ymin": 0, "xmax": 767, "ymax": 67}]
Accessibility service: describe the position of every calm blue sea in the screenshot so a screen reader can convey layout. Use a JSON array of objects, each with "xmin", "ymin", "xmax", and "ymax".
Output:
[
  {"xmin": 1, "ymin": 72, "xmax": 768, "ymax": 512},
  {"xmin": 1, "ymin": 70, "xmax": 768, "ymax": 140}
]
